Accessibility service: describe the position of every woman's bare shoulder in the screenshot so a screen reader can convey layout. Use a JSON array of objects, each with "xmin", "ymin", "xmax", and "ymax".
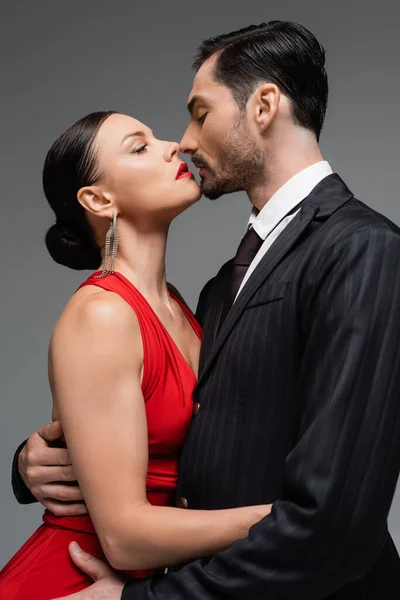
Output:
[{"xmin": 50, "ymin": 285, "xmax": 141, "ymax": 353}]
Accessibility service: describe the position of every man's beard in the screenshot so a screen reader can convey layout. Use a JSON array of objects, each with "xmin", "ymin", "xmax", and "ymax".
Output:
[{"xmin": 197, "ymin": 116, "xmax": 265, "ymax": 200}]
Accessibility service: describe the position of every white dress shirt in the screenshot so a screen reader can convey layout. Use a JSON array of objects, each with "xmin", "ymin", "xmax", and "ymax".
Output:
[{"xmin": 235, "ymin": 161, "xmax": 333, "ymax": 301}]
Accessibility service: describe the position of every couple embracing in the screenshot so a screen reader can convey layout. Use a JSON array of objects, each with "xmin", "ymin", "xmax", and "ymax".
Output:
[{"xmin": 2, "ymin": 20, "xmax": 400, "ymax": 600}]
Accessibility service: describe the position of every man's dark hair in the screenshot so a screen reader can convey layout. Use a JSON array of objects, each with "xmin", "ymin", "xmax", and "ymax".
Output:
[{"xmin": 193, "ymin": 21, "xmax": 328, "ymax": 140}]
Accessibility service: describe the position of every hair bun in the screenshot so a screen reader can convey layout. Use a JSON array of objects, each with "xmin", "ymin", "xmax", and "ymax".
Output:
[{"xmin": 45, "ymin": 221, "xmax": 101, "ymax": 271}]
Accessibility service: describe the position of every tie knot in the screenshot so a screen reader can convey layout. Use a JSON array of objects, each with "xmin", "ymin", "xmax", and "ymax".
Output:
[{"xmin": 233, "ymin": 227, "xmax": 263, "ymax": 267}]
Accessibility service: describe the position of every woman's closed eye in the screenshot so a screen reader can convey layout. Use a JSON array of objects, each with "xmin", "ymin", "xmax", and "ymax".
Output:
[{"xmin": 131, "ymin": 144, "xmax": 147, "ymax": 154}]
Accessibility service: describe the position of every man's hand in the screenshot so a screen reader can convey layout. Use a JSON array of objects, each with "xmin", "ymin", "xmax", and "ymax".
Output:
[
  {"xmin": 52, "ymin": 542, "xmax": 127, "ymax": 599},
  {"xmin": 19, "ymin": 420, "xmax": 87, "ymax": 516}
]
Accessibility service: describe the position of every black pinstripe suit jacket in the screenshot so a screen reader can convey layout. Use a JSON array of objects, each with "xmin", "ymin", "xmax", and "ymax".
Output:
[
  {"xmin": 122, "ymin": 174, "xmax": 400, "ymax": 599},
  {"xmin": 12, "ymin": 174, "xmax": 400, "ymax": 598}
]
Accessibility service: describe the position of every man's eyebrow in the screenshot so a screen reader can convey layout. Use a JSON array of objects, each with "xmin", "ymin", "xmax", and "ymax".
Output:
[{"xmin": 187, "ymin": 95, "xmax": 207, "ymax": 115}]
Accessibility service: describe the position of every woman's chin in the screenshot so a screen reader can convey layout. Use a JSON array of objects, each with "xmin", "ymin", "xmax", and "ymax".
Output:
[
  {"xmin": 153, "ymin": 194, "xmax": 199, "ymax": 225},
  {"xmin": 185, "ymin": 188, "xmax": 202, "ymax": 208},
  {"xmin": 166, "ymin": 192, "xmax": 201, "ymax": 222},
  {"xmin": 179, "ymin": 183, "xmax": 202, "ymax": 207}
]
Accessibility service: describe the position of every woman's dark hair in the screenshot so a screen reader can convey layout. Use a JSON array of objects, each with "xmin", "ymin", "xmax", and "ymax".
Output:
[
  {"xmin": 44, "ymin": 111, "xmax": 116, "ymax": 270},
  {"xmin": 193, "ymin": 21, "xmax": 328, "ymax": 141}
]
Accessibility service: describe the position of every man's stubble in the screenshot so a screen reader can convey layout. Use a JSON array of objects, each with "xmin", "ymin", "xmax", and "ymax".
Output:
[{"xmin": 200, "ymin": 113, "xmax": 266, "ymax": 201}]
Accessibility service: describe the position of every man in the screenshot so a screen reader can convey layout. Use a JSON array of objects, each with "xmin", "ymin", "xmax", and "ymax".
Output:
[{"xmin": 11, "ymin": 20, "xmax": 400, "ymax": 599}]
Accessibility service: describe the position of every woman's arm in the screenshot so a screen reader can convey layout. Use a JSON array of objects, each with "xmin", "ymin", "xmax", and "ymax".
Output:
[{"xmin": 52, "ymin": 290, "xmax": 271, "ymax": 572}]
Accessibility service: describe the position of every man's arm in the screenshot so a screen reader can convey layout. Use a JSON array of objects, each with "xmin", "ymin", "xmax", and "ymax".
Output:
[
  {"xmin": 12, "ymin": 440, "xmax": 36, "ymax": 504},
  {"xmin": 119, "ymin": 226, "xmax": 400, "ymax": 599}
]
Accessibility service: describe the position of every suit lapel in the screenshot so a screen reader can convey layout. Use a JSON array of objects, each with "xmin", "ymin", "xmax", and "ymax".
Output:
[
  {"xmin": 197, "ymin": 206, "xmax": 318, "ymax": 388},
  {"xmin": 197, "ymin": 174, "xmax": 354, "ymax": 389},
  {"xmin": 198, "ymin": 261, "xmax": 232, "ymax": 374}
]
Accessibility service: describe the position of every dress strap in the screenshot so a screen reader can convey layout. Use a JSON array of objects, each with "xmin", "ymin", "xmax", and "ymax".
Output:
[{"xmin": 77, "ymin": 272, "xmax": 162, "ymax": 399}]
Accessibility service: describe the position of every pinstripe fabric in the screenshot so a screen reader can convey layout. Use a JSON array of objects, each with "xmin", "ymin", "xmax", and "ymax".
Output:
[{"xmin": 123, "ymin": 174, "xmax": 400, "ymax": 599}]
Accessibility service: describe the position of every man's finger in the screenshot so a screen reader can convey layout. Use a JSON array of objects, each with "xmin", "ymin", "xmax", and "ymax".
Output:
[
  {"xmin": 51, "ymin": 578, "xmax": 123, "ymax": 600},
  {"xmin": 34, "ymin": 447, "xmax": 72, "ymax": 467},
  {"xmin": 30, "ymin": 465, "xmax": 77, "ymax": 483},
  {"xmin": 41, "ymin": 484, "xmax": 85, "ymax": 502},
  {"xmin": 37, "ymin": 420, "xmax": 64, "ymax": 442},
  {"xmin": 44, "ymin": 501, "xmax": 88, "ymax": 517},
  {"xmin": 68, "ymin": 542, "xmax": 114, "ymax": 581}
]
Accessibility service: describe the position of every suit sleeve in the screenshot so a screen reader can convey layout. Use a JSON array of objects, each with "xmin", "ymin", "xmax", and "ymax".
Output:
[
  {"xmin": 122, "ymin": 227, "xmax": 400, "ymax": 599},
  {"xmin": 12, "ymin": 440, "xmax": 37, "ymax": 504}
]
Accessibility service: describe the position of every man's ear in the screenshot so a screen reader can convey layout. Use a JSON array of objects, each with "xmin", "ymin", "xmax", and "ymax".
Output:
[{"xmin": 252, "ymin": 83, "xmax": 281, "ymax": 134}]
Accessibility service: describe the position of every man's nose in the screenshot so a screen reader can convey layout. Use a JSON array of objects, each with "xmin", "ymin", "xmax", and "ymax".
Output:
[{"xmin": 180, "ymin": 126, "xmax": 197, "ymax": 155}]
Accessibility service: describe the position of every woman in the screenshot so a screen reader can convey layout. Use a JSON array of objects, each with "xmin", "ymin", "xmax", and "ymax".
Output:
[{"xmin": 0, "ymin": 111, "xmax": 272, "ymax": 599}]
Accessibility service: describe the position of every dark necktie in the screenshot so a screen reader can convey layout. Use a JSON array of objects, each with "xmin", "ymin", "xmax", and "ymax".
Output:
[{"xmin": 219, "ymin": 227, "xmax": 263, "ymax": 329}]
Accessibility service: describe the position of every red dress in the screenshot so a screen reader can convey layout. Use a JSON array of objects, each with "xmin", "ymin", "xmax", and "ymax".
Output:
[{"xmin": 0, "ymin": 271, "xmax": 201, "ymax": 599}]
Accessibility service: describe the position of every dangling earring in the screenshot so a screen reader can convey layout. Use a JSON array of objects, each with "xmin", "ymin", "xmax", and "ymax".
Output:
[{"xmin": 94, "ymin": 214, "xmax": 119, "ymax": 278}]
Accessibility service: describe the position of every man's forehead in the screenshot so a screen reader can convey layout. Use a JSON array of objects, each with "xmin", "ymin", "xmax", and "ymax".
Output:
[
  {"xmin": 187, "ymin": 57, "xmax": 222, "ymax": 105},
  {"xmin": 193, "ymin": 56, "xmax": 217, "ymax": 87}
]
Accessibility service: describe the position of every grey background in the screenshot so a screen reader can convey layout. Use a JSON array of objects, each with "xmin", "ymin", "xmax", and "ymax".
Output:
[{"xmin": 1, "ymin": 0, "xmax": 399, "ymax": 568}]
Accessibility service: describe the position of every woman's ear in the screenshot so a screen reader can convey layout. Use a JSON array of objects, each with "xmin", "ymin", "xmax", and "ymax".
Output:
[
  {"xmin": 77, "ymin": 186, "xmax": 115, "ymax": 219},
  {"xmin": 252, "ymin": 83, "xmax": 281, "ymax": 134}
]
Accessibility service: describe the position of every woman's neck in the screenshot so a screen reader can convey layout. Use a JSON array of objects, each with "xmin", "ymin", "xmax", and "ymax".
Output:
[{"xmin": 99, "ymin": 219, "xmax": 170, "ymax": 304}]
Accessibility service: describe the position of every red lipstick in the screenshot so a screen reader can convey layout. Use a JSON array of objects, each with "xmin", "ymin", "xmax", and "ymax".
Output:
[{"xmin": 176, "ymin": 162, "xmax": 194, "ymax": 180}]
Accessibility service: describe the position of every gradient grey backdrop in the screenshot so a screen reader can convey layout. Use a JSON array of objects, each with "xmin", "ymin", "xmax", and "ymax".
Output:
[{"xmin": 1, "ymin": 0, "xmax": 399, "ymax": 568}]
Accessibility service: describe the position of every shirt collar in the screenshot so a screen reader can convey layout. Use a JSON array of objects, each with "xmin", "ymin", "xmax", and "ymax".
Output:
[{"xmin": 248, "ymin": 161, "xmax": 333, "ymax": 240}]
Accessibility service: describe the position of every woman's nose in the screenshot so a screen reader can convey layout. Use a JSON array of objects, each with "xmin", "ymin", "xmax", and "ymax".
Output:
[{"xmin": 164, "ymin": 141, "xmax": 180, "ymax": 161}]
